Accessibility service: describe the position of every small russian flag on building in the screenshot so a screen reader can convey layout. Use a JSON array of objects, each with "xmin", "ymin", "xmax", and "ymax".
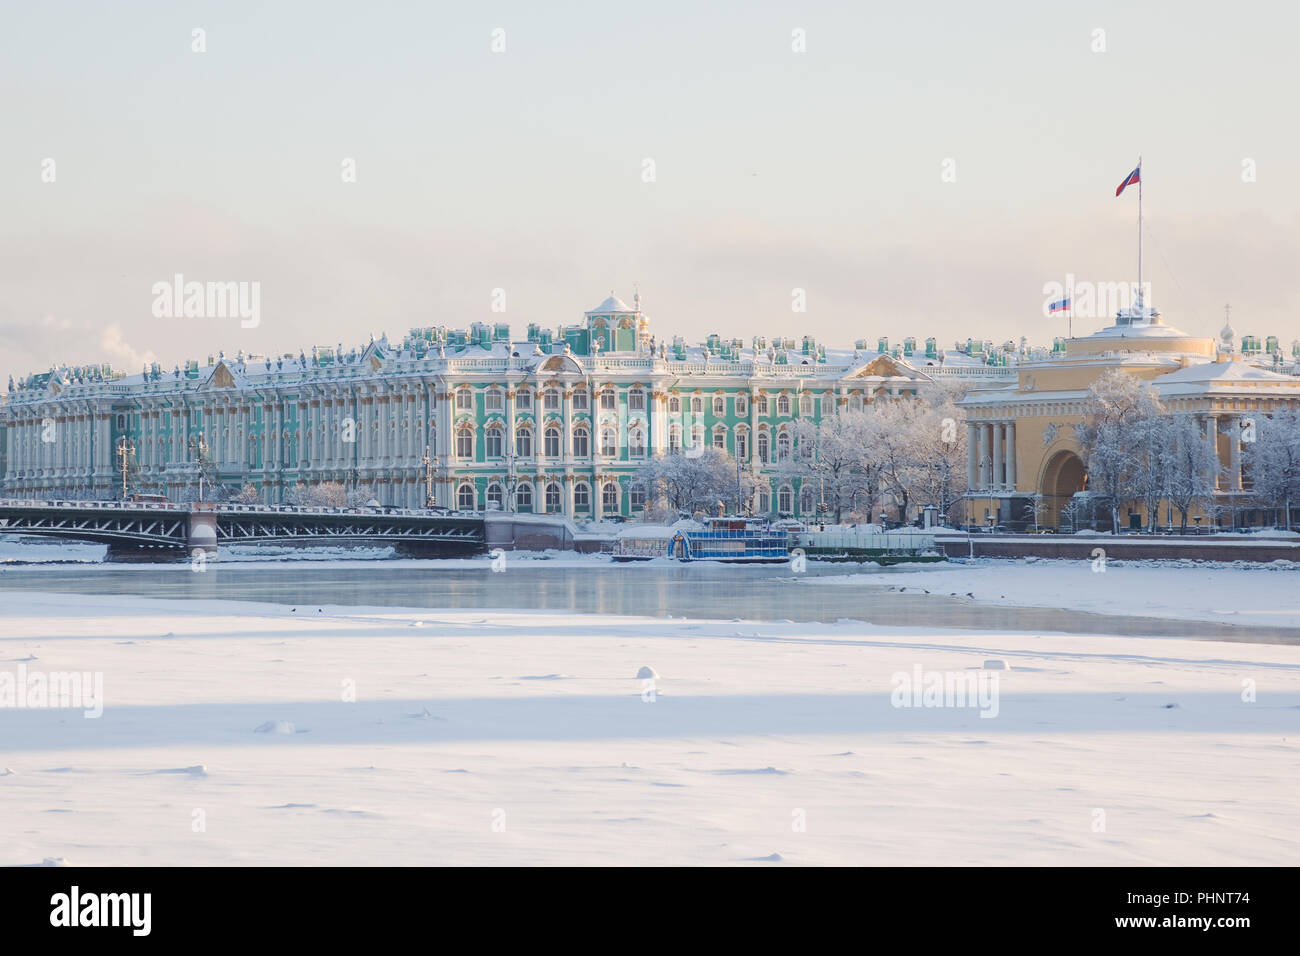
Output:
[
  {"xmin": 1116, "ymin": 165, "xmax": 1141, "ymax": 197},
  {"xmin": 1048, "ymin": 296, "xmax": 1071, "ymax": 314}
]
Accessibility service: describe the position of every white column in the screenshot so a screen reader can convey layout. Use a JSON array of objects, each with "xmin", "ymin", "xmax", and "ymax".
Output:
[
  {"xmin": 1005, "ymin": 422, "xmax": 1016, "ymax": 488},
  {"xmin": 966, "ymin": 423, "xmax": 978, "ymax": 488},
  {"xmin": 1229, "ymin": 417, "xmax": 1242, "ymax": 491},
  {"xmin": 990, "ymin": 423, "xmax": 1003, "ymax": 489}
]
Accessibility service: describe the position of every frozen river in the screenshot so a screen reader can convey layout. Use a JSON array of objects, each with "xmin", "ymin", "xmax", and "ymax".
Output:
[{"xmin": 1, "ymin": 558, "xmax": 1295, "ymax": 642}]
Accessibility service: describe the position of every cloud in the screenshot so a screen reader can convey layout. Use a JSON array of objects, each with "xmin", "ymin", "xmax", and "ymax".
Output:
[{"xmin": 98, "ymin": 323, "xmax": 156, "ymax": 371}]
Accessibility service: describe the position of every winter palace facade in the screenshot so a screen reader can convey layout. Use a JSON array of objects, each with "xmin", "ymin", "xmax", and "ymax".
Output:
[{"xmin": 2, "ymin": 293, "xmax": 1014, "ymax": 518}]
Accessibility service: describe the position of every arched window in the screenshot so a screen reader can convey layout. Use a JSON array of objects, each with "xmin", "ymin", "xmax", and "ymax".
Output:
[
  {"xmin": 485, "ymin": 426, "xmax": 503, "ymax": 458},
  {"xmin": 778, "ymin": 485, "xmax": 793, "ymax": 513},
  {"xmin": 757, "ymin": 395, "xmax": 769, "ymax": 415},
  {"xmin": 736, "ymin": 428, "xmax": 749, "ymax": 461},
  {"xmin": 485, "ymin": 389, "xmax": 503, "ymax": 411},
  {"xmin": 456, "ymin": 426, "xmax": 474, "ymax": 458},
  {"xmin": 713, "ymin": 396, "xmax": 726, "ymax": 416},
  {"xmin": 545, "ymin": 482, "xmax": 561, "ymax": 511},
  {"xmin": 758, "ymin": 486, "xmax": 771, "ymax": 513},
  {"xmin": 628, "ymin": 389, "xmax": 645, "ymax": 411},
  {"xmin": 572, "ymin": 427, "xmax": 589, "ymax": 458},
  {"xmin": 629, "ymin": 483, "xmax": 646, "ymax": 511},
  {"xmin": 850, "ymin": 393, "xmax": 863, "ymax": 412},
  {"xmin": 544, "ymin": 388, "xmax": 560, "ymax": 411},
  {"xmin": 573, "ymin": 481, "xmax": 591, "ymax": 511},
  {"xmin": 516, "ymin": 426, "xmax": 533, "ymax": 458},
  {"xmin": 668, "ymin": 396, "xmax": 680, "ymax": 413},
  {"xmin": 544, "ymin": 425, "xmax": 560, "ymax": 457},
  {"xmin": 669, "ymin": 424, "xmax": 682, "ymax": 453},
  {"xmin": 515, "ymin": 481, "xmax": 533, "ymax": 512},
  {"xmin": 487, "ymin": 483, "xmax": 504, "ymax": 510},
  {"xmin": 572, "ymin": 388, "xmax": 588, "ymax": 411},
  {"xmin": 456, "ymin": 389, "xmax": 473, "ymax": 410},
  {"xmin": 736, "ymin": 394, "xmax": 748, "ymax": 416},
  {"xmin": 600, "ymin": 389, "xmax": 616, "ymax": 410},
  {"xmin": 457, "ymin": 482, "xmax": 476, "ymax": 510},
  {"xmin": 799, "ymin": 394, "xmax": 813, "ymax": 416},
  {"xmin": 777, "ymin": 431, "xmax": 791, "ymax": 461},
  {"xmin": 600, "ymin": 428, "xmax": 617, "ymax": 457},
  {"xmin": 602, "ymin": 482, "xmax": 619, "ymax": 511},
  {"xmin": 516, "ymin": 390, "xmax": 532, "ymax": 410},
  {"xmin": 628, "ymin": 427, "xmax": 646, "ymax": 458},
  {"xmin": 777, "ymin": 395, "xmax": 791, "ymax": 416},
  {"xmin": 690, "ymin": 396, "xmax": 703, "ymax": 414},
  {"xmin": 757, "ymin": 431, "xmax": 769, "ymax": 464},
  {"xmin": 800, "ymin": 486, "xmax": 816, "ymax": 515}
]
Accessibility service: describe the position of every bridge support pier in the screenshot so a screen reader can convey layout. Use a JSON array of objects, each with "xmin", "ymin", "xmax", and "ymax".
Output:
[{"xmin": 187, "ymin": 507, "xmax": 218, "ymax": 555}]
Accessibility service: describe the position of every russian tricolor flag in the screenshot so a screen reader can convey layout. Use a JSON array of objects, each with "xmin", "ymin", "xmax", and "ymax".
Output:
[
  {"xmin": 1116, "ymin": 165, "xmax": 1141, "ymax": 197},
  {"xmin": 1048, "ymin": 297, "xmax": 1071, "ymax": 314}
]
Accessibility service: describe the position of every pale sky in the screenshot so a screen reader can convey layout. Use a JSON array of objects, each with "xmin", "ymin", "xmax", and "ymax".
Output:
[{"xmin": 3, "ymin": 0, "xmax": 1297, "ymax": 382}]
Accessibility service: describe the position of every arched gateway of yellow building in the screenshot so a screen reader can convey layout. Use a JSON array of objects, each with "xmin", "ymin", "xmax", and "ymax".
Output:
[{"xmin": 961, "ymin": 303, "xmax": 1300, "ymax": 531}]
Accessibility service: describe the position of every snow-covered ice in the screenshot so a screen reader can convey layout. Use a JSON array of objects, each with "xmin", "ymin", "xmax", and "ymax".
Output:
[{"xmin": 3, "ymin": 588, "xmax": 1298, "ymax": 866}]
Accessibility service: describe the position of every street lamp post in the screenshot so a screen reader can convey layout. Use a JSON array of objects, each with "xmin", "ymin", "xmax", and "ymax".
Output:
[
  {"xmin": 116, "ymin": 436, "xmax": 136, "ymax": 500},
  {"xmin": 421, "ymin": 445, "xmax": 437, "ymax": 509},
  {"xmin": 187, "ymin": 433, "xmax": 209, "ymax": 501}
]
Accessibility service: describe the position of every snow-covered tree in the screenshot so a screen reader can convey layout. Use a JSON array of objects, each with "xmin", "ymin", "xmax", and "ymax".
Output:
[
  {"xmin": 1163, "ymin": 414, "xmax": 1221, "ymax": 532},
  {"xmin": 1075, "ymin": 369, "xmax": 1163, "ymax": 533},
  {"xmin": 636, "ymin": 448, "xmax": 749, "ymax": 516},
  {"xmin": 1246, "ymin": 409, "xmax": 1300, "ymax": 529}
]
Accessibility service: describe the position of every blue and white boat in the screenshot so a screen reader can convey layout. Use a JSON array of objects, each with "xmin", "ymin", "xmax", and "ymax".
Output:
[{"xmin": 613, "ymin": 517, "xmax": 791, "ymax": 563}]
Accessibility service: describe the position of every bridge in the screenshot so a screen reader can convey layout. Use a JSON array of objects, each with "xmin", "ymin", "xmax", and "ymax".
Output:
[{"xmin": 0, "ymin": 499, "xmax": 487, "ymax": 559}]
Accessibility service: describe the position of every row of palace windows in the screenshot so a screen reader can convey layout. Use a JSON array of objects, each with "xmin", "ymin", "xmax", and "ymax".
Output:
[
  {"xmin": 455, "ymin": 479, "xmax": 823, "ymax": 515},
  {"xmin": 456, "ymin": 424, "xmax": 648, "ymax": 459},
  {"xmin": 666, "ymin": 425, "xmax": 810, "ymax": 463},
  {"xmin": 456, "ymin": 387, "xmax": 647, "ymax": 414},
  {"xmin": 457, "ymin": 480, "xmax": 647, "ymax": 512}
]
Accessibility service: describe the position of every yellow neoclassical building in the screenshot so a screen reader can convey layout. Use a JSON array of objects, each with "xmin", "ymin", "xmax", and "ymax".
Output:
[{"xmin": 961, "ymin": 303, "xmax": 1300, "ymax": 531}]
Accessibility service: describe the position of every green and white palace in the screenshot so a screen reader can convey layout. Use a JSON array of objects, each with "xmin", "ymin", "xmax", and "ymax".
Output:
[{"xmin": 3, "ymin": 293, "xmax": 1019, "ymax": 518}]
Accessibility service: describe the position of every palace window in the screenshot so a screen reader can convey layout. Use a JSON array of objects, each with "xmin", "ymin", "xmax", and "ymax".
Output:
[
  {"xmin": 736, "ymin": 429, "xmax": 748, "ymax": 460},
  {"xmin": 669, "ymin": 425, "xmax": 682, "ymax": 453},
  {"xmin": 799, "ymin": 394, "xmax": 813, "ymax": 416},
  {"xmin": 600, "ymin": 428, "xmax": 617, "ymax": 457},
  {"xmin": 628, "ymin": 390, "xmax": 645, "ymax": 411},
  {"xmin": 850, "ymin": 393, "xmax": 863, "ymax": 412},
  {"xmin": 777, "ymin": 395, "xmax": 791, "ymax": 416},
  {"xmin": 713, "ymin": 396, "xmax": 726, "ymax": 416},
  {"xmin": 544, "ymin": 388, "xmax": 560, "ymax": 411},
  {"xmin": 516, "ymin": 390, "xmax": 532, "ymax": 410},
  {"xmin": 757, "ymin": 431, "xmax": 769, "ymax": 464},
  {"xmin": 800, "ymin": 486, "xmax": 816, "ymax": 515},
  {"xmin": 545, "ymin": 482, "xmax": 561, "ymax": 511},
  {"xmin": 713, "ymin": 428, "xmax": 726, "ymax": 451},
  {"xmin": 629, "ymin": 483, "xmax": 646, "ymax": 510},
  {"xmin": 777, "ymin": 432, "xmax": 791, "ymax": 462},
  {"xmin": 544, "ymin": 426, "xmax": 561, "ymax": 457},
  {"xmin": 602, "ymin": 482, "xmax": 619, "ymax": 510},
  {"xmin": 669, "ymin": 397, "xmax": 681, "ymax": 413},
  {"xmin": 600, "ymin": 389, "xmax": 616, "ymax": 411},
  {"xmin": 485, "ymin": 426, "xmax": 503, "ymax": 459},
  {"xmin": 515, "ymin": 482, "xmax": 533, "ymax": 512},
  {"xmin": 690, "ymin": 424, "xmax": 704, "ymax": 450},
  {"xmin": 456, "ymin": 389, "xmax": 473, "ymax": 411},
  {"xmin": 778, "ymin": 485, "xmax": 793, "ymax": 513},
  {"xmin": 486, "ymin": 389, "xmax": 503, "ymax": 412},
  {"xmin": 759, "ymin": 487, "xmax": 771, "ymax": 513},
  {"xmin": 487, "ymin": 483, "xmax": 504, "ymax": 510},
  {"xmin": 573, "ymin": 426, "xmax": 589, "ymax": 458},
  {"xmin": 628, "ymin": 427, "xmax": 646, "ymax": 458},
  {"xmin": 757, "ymin": 395, "xmax": 769, "ymax": 415},
  {"xmin": 736, "ymin": 395, "xmax": 748, "ymax": 416},
  {"xmin": 516, "ymin": 426, "xmax": 533, "ymax": 458},
  {"xmin": 456, "ymin": 427, "xmax": 474, "ymax": 458},
  {"xmin": 690, "ymin": 396, "xmax": 703, "ymax": 414},
  {"xmin": 574, "ymin": 482, "xmax": 590, "ymax": 511},
  {"xmin": 457, "ymin": 483, "xmax": 476, "ymax": 510},
  {"xmin": 572, "ymin": 389, "xmax": 588, "ymax": 411}
]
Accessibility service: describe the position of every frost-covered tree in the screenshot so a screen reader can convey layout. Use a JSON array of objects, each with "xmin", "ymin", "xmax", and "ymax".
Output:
[
  {"xmin": 1075, "ymin": 369, "xmax": 1163, "ymax": 533},
  {"xmin": 1246, "ymin": 409, "xmax": 1300, "ymax": 529},
  {"xmin": 636, "ymin": 448, "xmax": 749, "ymax": 516},
  {"xmin": 1164, "ymin": 414, "xmax": 1221, "ymax": 532}
]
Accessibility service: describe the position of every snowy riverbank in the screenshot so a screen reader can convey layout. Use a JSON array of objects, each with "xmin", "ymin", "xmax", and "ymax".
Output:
[{"xmin": 3, "ymin": 590, "xmax": 1298, "ymax": 866}]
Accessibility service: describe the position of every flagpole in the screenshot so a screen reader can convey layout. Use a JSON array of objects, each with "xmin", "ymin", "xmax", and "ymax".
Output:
[{"xmin": 1137, "ymin": 155, "xmax": 1143, "ymax": 304}]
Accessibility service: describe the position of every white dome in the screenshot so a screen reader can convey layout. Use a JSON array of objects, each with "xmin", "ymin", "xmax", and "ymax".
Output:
[{"xmin": 586, "ymin": 293, "xmax": 633, "ymax": 314}]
